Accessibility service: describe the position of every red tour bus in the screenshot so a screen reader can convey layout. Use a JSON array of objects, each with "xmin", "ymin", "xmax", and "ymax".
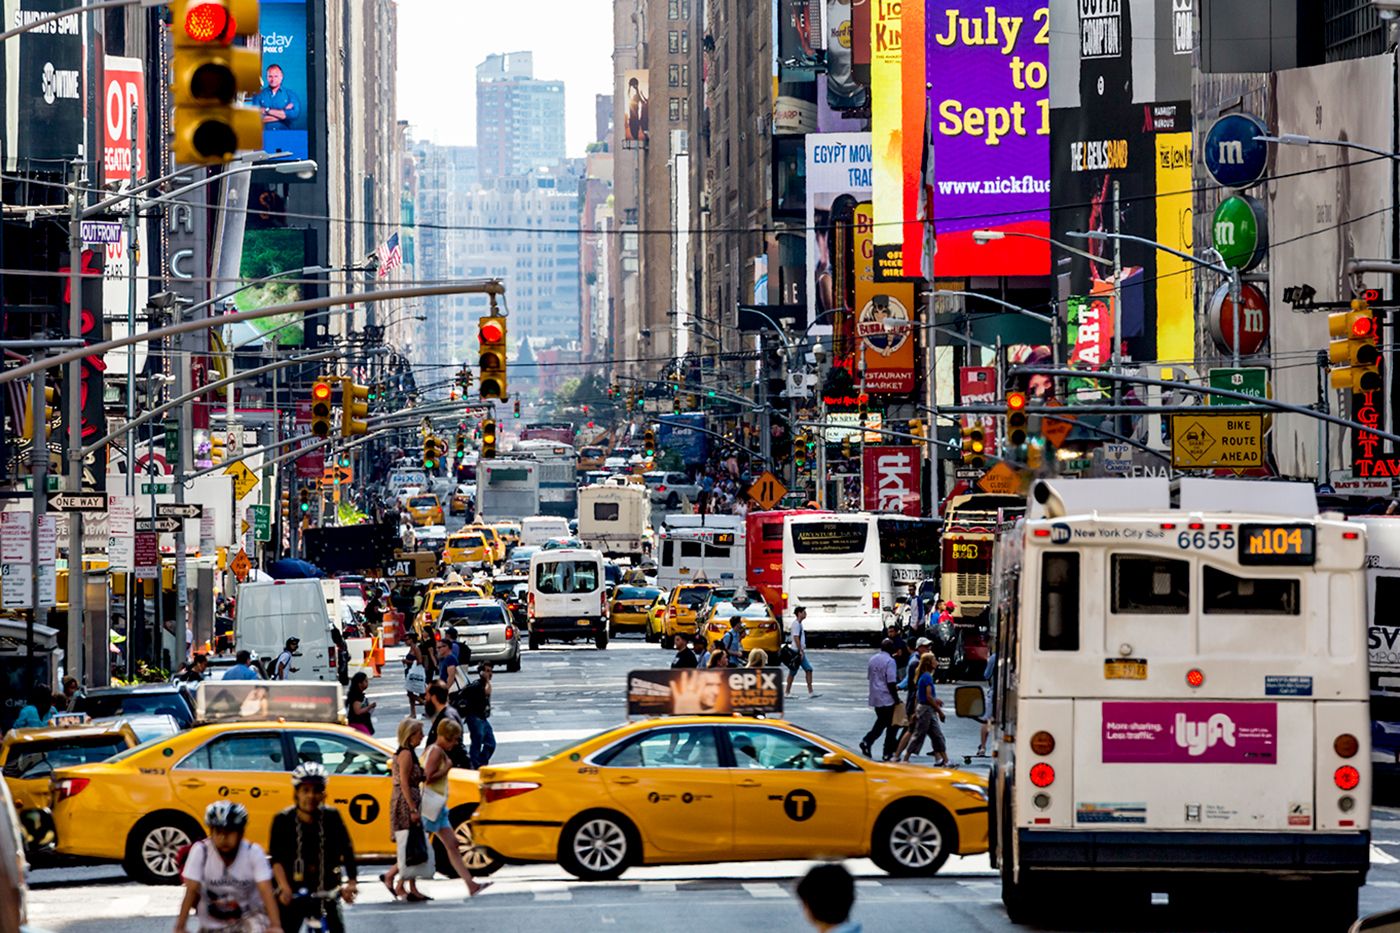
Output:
[{"xmin": 746, "ymin": 509, "xmax": 830, "ymax": 614}]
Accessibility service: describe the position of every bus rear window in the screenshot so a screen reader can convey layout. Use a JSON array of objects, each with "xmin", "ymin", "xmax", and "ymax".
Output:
[
  {"xmin": 1112, "ymin": 555, "xmax": 1189, "ymax": 614},
  {"xmin": 593, "ymin": 502, "xmax": 620, "ymax": 521},
  {"xmin": 1040, "ymin": 553, "xmax": 1079, "ymax": 651},
  {"xmin": 1202, "ymin": 566, "xmax": 1300, "ymax": 615},
  {"xmin": 1377, "ymin": 576, "xmax": 1400, "ymax": 627},
  {"xmin": 762, "ymin": 523, "xmax": 784, "ymax": 541}
]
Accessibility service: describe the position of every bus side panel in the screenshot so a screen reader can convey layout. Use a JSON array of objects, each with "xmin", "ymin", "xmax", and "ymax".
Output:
[
  {"xmin": 1314, "ymin": 701, "xmax": 1371, "ymax": 831},
  {"xmin": 1070, "ymin": 699, "xmax": 1314, "ymax": 831},
  {"xmin": 1013, "ymin": 699, "xmax": 1074, "ymax": 827}
]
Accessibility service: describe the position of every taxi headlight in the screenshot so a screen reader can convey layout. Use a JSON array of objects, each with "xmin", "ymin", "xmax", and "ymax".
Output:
[{"xmin": 950, "ymin": 781, "xmax": 988, "ymax": 801}]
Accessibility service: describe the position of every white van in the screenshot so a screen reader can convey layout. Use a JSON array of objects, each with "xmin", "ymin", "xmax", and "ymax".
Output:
[
  {"xmin": 527, "ymin": 548, "xmax": 608, "ymax": 650},
  {"xmin": 235, "ymin": 579, "xmax": 339, "ymax": 682},
  {"xmin": 520, "ymin": 515, "xmax": 571, "ymax": 546},
  {"xmin": 578, "ymin": 480, "xmax": 649, "ymax": 558}
]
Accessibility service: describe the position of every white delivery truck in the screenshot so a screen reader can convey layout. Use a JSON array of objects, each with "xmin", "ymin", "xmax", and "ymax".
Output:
[
  {"xmin": 235, "ymin": 579, "xmax": 340, "ymax": 682},
  {"xmin": 578, "ymin": 478, "xmax": 649, "ymax": 559},
  {"xmin": 520, "ymin": 515, "xmax": 571, "ymax": 546}
]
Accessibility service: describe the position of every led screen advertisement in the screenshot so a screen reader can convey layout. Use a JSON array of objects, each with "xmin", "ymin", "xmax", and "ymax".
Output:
[
  {"xmin": 254, "ymin": 0, "xmax": 312, "ymax": 161},
  {"xmin": 234, "ymin": 228, "xmax": 309, "ymax": 346},
  {"xmin": 926, "ymin": 1, "xmax": 1050, "ymax": 277},
  {"xmin": 806, "ymin": 132, "xmax": 871, "ymax": 319}
]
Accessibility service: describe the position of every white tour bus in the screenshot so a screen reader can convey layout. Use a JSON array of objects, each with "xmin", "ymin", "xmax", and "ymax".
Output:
[
  {"xmin": 512, "ymin": 439, "xmax": 579, "ymax": 519},
  {"xmin": 781, "ymin": 512, "xmax": 888, "ymax": 643},
  {"xmin": 656, "ymin": 515, "xmax": 746, "ymax": 590},
  {"xmin": 967, "ymin": 478, "xmax": 1370, "ymax": 928},
  {"xmin": 476, "ymin": 459, "xmax": 541, "ymax": 521}
]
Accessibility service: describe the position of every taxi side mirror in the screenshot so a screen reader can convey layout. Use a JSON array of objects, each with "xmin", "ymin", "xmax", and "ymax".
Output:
[
  {"xmin": 819, "ymin": 753, "xmax": 850, "ymax": 771},
  {"xmin": 954, "ymin": 685, "xmax": 986, "ymax": 719}
]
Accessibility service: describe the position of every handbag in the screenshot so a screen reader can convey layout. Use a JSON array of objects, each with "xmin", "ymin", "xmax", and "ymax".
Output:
[
  {"xmin": 421, "ymin": 785, "xmax": 448, "ymax": 822},
  {"xmin": 401, "ymin": 820, "xmax": 431, "ymax": 869},
  {"xmin": 891, "ymin": 703, "xmax": 909, "ymax": 728}
]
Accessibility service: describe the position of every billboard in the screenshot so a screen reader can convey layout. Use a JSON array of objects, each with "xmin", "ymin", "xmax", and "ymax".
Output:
[
  {"xmin": 855, "ymin": 278, "xmax": 916, "ymax": 395},
  {"xmin": 101, "ymin": 56, "xmax": 146, "ymax": 184},
  {"xmin": 869, "ymin": 0, "xmax": 919, "ymax": 280},
  {"xmin": 863, "ymin": 445, "xmax": 921, "ymax": 515},
  {"xmin": 926, "ymin": 1, "xmax": 1050, "ymax": 276},
  {"xmin": 234, "ymin": 228, "xmax": 309, "ymax": 346},
  {"xmin": 2, "ymin": 0, "xmax": 84, "ymax": 172},
  {"xmin": 824, "ymin": 1, "xmax": 868, "ymax": 110},
  {"xmin": 627, "ymin": 668, "xmax": 784, "ymax": 716},
  {"xmin": 622, "ymin": 69, "xmax": 649, "ymax": 144},
  {"xmin": 806, "ymin": 133, "xmax": 871, "ymax": 318},
  {"xmin": 254, "ymin": 0, "xmax": 312, "ymax": 161}
]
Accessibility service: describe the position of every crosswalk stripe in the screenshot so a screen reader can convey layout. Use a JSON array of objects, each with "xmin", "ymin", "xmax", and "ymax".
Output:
[
  {"xmin": 1372, "ymin": 845, "xmax": 1399, "ymax": 865},
  {"xmin": 741, "ymin": 882, "xmax": 789, "ymax": 899}
]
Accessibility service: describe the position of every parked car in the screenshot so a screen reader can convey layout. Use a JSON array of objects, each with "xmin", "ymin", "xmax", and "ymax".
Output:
[{"xmin": 438, "ymin": 599, "xmax": 522, "ymax": 673}]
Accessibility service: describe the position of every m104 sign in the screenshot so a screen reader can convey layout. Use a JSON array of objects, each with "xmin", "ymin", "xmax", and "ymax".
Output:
[{"xmin": 862, "ymin": 445, "xmax": 921, "ymax": 516}]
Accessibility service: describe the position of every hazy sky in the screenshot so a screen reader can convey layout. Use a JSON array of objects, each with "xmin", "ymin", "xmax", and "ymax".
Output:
[{"xmin": 397, "ymin": 0, "xmax": 614, "ymax": 156}]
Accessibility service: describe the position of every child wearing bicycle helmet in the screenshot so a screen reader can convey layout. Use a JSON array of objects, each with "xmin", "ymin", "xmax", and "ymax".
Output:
[{"xmin": 174, "ymin": 801, "xmax": 282, "ymax": 933}]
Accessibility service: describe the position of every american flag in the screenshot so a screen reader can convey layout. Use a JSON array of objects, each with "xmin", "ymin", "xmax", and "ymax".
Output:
[{"xmin": 376, "ymin": 232, "xmax": 403, "ymax": 278}]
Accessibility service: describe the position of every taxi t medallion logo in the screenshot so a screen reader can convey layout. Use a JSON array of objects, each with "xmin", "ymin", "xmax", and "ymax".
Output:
[{"xmin": 783, "ymin": 789, "xmax": 817, "ymax": 821}]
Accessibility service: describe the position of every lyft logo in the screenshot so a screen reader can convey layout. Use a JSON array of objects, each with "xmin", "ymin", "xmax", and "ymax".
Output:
[{"xmin": 1174, "ymin": 712, "xmax": 1236, "ymax": 757}]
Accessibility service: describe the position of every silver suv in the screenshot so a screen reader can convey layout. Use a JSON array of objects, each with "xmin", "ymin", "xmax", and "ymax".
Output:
[{"xmin": 643, "ymin": 471, "xmax": 701, "ymax": 508}]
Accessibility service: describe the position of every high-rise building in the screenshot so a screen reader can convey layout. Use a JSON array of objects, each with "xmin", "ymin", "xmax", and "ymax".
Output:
[
  {"xmin": 407, "ymin": 140, "xmax": 482, "ymax": 377},
  {"xmin": 476, "ymin": 51, "xmax": 567, "ymax": 182}
]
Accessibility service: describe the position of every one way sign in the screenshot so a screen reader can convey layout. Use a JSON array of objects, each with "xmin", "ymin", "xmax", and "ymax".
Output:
[
  {"xmin": 157, "ymin": 503, "xmax": 202, "ymax": 520},
  {"xmin": 136, "ymin": 517, "xmax": 181, "ymax": 534},
  {"xmin": 50, "ymin": 494, "xmax": 106, "ymax": 511}
]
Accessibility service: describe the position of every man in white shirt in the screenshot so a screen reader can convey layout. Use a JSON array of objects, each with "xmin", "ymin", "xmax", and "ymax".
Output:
[{"xmin": 785, "ymin": 605, "xmax": 814, "ymax": 697}]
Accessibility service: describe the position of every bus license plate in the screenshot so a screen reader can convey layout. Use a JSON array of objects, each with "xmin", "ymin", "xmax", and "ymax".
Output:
[{"xmin": 1104, "ymin": 658, "xmax": 1147, "ymax": 680}]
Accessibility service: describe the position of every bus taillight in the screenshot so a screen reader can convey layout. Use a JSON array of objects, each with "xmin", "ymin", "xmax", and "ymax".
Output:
[
  {"xmin": 1029, "ymin": 763, "xmax": 1055, "ymax": 787},
  {"xmin": 1186, "ymin": 668, "xmax": 1205, "ymax": 688},
  {"xmin": 1030, "ymin": 731, "xmax": 1055, "ymax": 756},
  {"xmin": 1334, "ymin": 734, "xmax": 1359, "ymax": 759},
  {"xmin": 872, "ymin": 592, "xmax": 880, "ymax": 610},
  {"xmin": 1334, "ymin": 765, "xmax": 1361, "ymax": 791}
]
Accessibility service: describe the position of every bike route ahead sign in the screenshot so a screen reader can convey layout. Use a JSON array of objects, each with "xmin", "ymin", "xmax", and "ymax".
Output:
[{"xmin": 1170, "ymin": 414, "xmax": 1264, "ymax": 469}]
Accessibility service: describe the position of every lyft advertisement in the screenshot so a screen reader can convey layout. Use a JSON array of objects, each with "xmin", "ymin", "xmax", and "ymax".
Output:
[
  {"xmin": 926, "ymin": 1, "xmax": 1050, "ymax": 276},
  {"xmin": 862, "ymin": 445, "xmax": 921, "ymax": 516},
  {"xmin": 1101, "ymin": 702, "xmax": 1277, "ymax": 765},
  {"xmin": 254, "ymin": 0, "xmax": 311, "ymax": 161}
]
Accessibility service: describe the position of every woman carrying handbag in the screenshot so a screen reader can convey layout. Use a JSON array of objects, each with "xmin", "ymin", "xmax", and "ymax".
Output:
[
  {"xmin": 380, "ymin": 718, "xmax": 433, "ymax": 902},
  {"xmin": 421, "ymin": 718, "xmax": 491, "ymax": 899}
]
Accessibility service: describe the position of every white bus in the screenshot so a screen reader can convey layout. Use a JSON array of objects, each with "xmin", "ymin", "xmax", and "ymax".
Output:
[
  {"xmin": 781, "ymin": 513, "xmax": 885, "ymax": 643},
  {"xmin": 656, "ymin": 518, "xmax": 746, "ymax": 590},
  {"xmin": 513, "ymin": 440, "xmax": 578, "ymax": 519},
  {"xmin": 476, "ymin": 460, "xmax": 541, "ymax": 521},
  {"xmin": 971, "ymin": 478, "xmax": 1370, "ymax": 927}
]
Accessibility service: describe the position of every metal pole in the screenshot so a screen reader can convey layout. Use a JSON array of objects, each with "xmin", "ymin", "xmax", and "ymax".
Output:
[
  {"xmin": 1317, "ymin": 351, "xmax": 1330, "ymax": 483},
  {"xmin": 124, "ymin": 103, "xmax": 139, "ymax": 676},
  {"xmin": 66, "ymin": 162, "xmax": 85, "ymax": 685},
  {"xmin": 1230, "ymin": 268, "xmax": 1242, "ymax": 369},
  {"xmin": 27, "ymin": 364, "xmax": 47, "ymax": 692},
  {"xmin": 148, "ymin": 388, "xmax": 162, "ymax": 669},
  {"xmin": 1111, "ymin": 181, "xmax": 1123, "ymax": 438},
  {"xmin": 758, "ymin": 334, "xmax": 772, "ymax": 465}
]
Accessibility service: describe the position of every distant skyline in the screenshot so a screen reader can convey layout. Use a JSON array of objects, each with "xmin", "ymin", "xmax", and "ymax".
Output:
[{"xmin": 397, "ymin": 0, "xmax": 613, "ymax": 156}]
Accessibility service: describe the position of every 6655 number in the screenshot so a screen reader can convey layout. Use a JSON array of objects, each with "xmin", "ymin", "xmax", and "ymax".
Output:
[{"xmin": 1177, "ymin": 530, "xmax": 1235, "ymax": 551}]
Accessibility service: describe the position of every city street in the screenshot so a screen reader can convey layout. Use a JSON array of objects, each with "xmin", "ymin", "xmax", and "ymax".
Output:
[{"xmin": 22, "ymin": 640, "xmax": 1400, "ymax": 931}]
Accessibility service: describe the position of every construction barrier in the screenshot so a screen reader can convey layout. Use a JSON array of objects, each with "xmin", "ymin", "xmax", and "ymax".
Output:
[
  {"xmin": 381, "ymin": 612, "xmax": 403, "ymax": 647},
  {"xmin": 346, "ymin": 637, "xmax": 373, "ymax": 677},
  {"xmin": 372, "ymin": 634, "xmax": 385, "ymax": 675}
]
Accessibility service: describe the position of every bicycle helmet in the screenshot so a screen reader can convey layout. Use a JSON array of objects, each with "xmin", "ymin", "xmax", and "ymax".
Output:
[
  {"xmin": 205, "ymin": 800, "xmax": 249, "ymax": 831},
  {"xmin": 291, "ymin": 761, "xmax": 328, "ymax": 789}
]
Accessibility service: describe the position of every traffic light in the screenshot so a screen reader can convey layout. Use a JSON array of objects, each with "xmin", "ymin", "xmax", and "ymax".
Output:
[
  {"xmin": 280, "ymin": 489, "xmax": 290, "ymax": 518},
  {"xmin": 340, "ymin": 378, "xmax": 369, "ymax": 437},
  {"xmin": 513, "ymin": 398, "xmax": 521, "ymax": 419},
  {"xmin": 1006, "ymin": 391, "xmax": 1029, "ymax": 446},
  {"xmin": 298, "ymin": 488, "xmax": 310, "ymax": 514},
  {"xmin": 908, "ymin": 418, "xmax": 925, "ymax": 442},
  {"xmin": 1329, "ymin": 299, "xmax": 1382, "ymax": 391},
  {"xmin": 481, "ymin": 419, "xmax": 498, "ymax": 459},
  {"xmin": 170, "ymin": 0, "xmax": 261, "ymax": 165},
  {"xmin": 21, "ymin": 384, "xmax": 57, "ymax": 439},
  {"xmin": 643, "ymin": 429, "xmax": 656, "ymax": 458},
  {"xmin": 857, "ymin": 393, "xmax": 870, "ymax": 423},
  {"xmin": 208, "ymin": 432, "xmax": 226, "ymax": 465},
  {"xmin": 795, "ymin": 431, "xmax": 809, "ymax": 469},
  {"xmin": 477, "ymin": 315, "xmax": 508, "ymax": 400},
  {"xmin": 310, "ymin": 381, "xmax": 334, "ymax": 438},
  {"xmin": 423, "ymin": 436, "xmax": 439, "ymax": 470},
  {"xmin": 961, "ymin": 425, "xmax": 986, "ymax": 467},
  {"xmin": 841, "ymin": 436, "xmax": 853, "ymax": 459}
]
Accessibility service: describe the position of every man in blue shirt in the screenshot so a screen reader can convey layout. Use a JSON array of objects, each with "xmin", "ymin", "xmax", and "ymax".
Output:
[
  {"xmin": 859, "ymin": 639, "xmax": 900, "ymax": 760},
  {"xmin": 223, "ymin": 650, "xmax": 262, "ymax": 681},
  {"xmin": 12, "ymin": 686, "xmax": 58, "ymax": 729},
  {"xmin": 251, "ymin": 64, "xmax": 301, "ymax": 130}
]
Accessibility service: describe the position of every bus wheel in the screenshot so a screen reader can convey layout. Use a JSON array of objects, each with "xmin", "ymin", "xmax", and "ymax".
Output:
[{"xmin": 1000, "ymin": 859, "xmax": 1040, "ymax": 924}]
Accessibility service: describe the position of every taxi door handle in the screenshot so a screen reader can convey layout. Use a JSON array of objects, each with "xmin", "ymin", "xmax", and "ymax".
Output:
[
  {"xmin": 178, "ymin": 779, "xmax": 206, "ymax": 789},
  {"xmin": 736, "ymin": 779, "xmax": 761, "ymax": 788},
  {"xmin": 612, "ymin": 776, "xmax": 639, "ymax": 785}
]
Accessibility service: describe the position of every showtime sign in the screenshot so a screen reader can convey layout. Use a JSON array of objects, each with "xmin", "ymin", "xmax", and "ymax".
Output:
[{"xmin": 863, "ymin": 445, "xmax": 921, "ymax": 516}]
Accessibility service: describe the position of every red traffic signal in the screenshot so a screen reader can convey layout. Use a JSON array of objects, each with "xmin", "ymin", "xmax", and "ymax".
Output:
[
  {"xmin": 479, "ymin": 318, "xmax": 505, "ymax": 344},
  {"xmin": 312, "ymin": 382, "xmax": 332, "ymax": 402},
  {"xmin": 184, "ymin": 2, "xmax": 237, "ymax": 43},
  {"xmin": 1352, "ymin": 316, "xmax": 1376, "ymax": 339},
  {"xmin": 1007, "ymin": 391, "xmax": 1028, "ymax": 412}
]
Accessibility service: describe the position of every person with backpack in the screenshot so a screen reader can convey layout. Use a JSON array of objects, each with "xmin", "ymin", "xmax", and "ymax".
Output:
[
  {"xmin": 456, "ymin": 663, "xmax": 496, "ymax": 768},
  {"xmin": 423, "ymin": 681, "xmax": 472, "ymax": 769},
  {"xmin": 273, "ymin": 638, "xmax": 300, "ymax": 681},
  {"xmin": 268, "ymin": 763, "xmax": 358, "ymax": 932},
  {"xmin": 174, "ymin": 802, "xmax": 281, "ymax": 933},
  {"xmin": 720, "ymin": 616, "xmax": 747, "ymax": 667}
]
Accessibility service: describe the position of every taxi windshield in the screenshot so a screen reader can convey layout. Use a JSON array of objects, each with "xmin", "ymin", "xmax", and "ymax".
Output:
[
  {"xmin": 615, "ymin": 586, "xmax": 660, "ymax": 601},
  {"xmin": 410, "ymin": 496, "xmax": 437, "ymax": 508},
  {"xmin": 675, "ymin": 588, "xmax": 712, "ymax": 608},
  {"xmin": 2, "ymin": 735, "xmax": 129, "ymax": 778}
]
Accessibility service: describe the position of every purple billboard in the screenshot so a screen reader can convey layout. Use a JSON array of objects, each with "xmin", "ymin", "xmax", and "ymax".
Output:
[
  {"xmin": 926, "ymin": 1, "xmax": 1049, "ymax": 276},
  {"xmin": 1102, "ymin": 702, "xmax": 1278, "ymax": 765}
]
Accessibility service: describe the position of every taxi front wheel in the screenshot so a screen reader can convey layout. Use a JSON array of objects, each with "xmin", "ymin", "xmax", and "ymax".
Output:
[
  {"xmin": 871, "ymin": 804, "xmax": 954, "ymax": 877},
  {"xmin": 124, "ymin": 812, "xmax": 204, "ymax": 885},
  {"xmin": 558, "ymin": 810, "xmax": 637, "ymax": 881}
]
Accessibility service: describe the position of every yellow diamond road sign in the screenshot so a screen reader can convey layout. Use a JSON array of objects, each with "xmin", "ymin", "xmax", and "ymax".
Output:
[
  {"xmin": 1170, "ymin": 414, "xmax": 1264, "ymax": 469},
  {"xmin": 223, "ymin": 461, "xmax": 259, "ymax": 501},
  {"xmin": 748, "ymin": 471, "xmax": 788, "ymax": 511}
]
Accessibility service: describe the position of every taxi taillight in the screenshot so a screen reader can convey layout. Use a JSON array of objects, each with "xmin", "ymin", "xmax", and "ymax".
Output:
[
  {"xmin": 53, "ymin": 777, "xmax": 89, "ymax": 801},
  {"xmin": 482, "ymin": 781, "xmax": 541, "ymax": 803}
]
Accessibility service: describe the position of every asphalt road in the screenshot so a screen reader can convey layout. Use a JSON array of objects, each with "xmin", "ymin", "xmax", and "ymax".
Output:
[{"xmin": 25, "ymin": 639, "xmax": 1400, "ymax": 931}]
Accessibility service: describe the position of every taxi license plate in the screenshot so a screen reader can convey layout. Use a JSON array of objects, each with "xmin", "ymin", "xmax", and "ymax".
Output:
[
  {"xmin": 577, "ymin": 618, "xmax": 592, "ymax": 626},
  {"xmin": 1104, "ymin": 658, "xmax": 1147, "ymax": 680},
  {"xmin": 466, "ymin": 634, "xmax": 488, "ymax": 645}
]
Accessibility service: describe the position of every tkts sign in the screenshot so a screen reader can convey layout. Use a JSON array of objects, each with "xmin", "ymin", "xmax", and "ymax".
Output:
[{"xmin": 863, "ymin": 445, "xmax": 921, "ymax": 516}]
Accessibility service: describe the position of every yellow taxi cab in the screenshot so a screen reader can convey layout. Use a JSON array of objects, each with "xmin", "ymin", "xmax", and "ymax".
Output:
[
  {"xmin": 405, "ymin": 493, "xmax": 444, "ymax": 526},
  {"xmin": 471, "ymin": 714, "xmax": 988, "ymax": 880},
  {"xmin": 661, "ymin": 584, "xmax": 713, "ymax": 641},
  {"xmin": 645, "ymin": 590, "xmax": 671, "ymax": 643},
  {"xmin": 47, "ymin": 687, "xmax": 500, "ymax": 885},
  {"xmin": 443, "ymin": 532, "xmax": 493, "ymax": 570},
  {"xmin": 468, "ymin": 524, "xmax": 506, "ymax": 563},
  {"xmin": 492, "ymin": 522, "xmax": 522, "ymax": 550},
  {"xmin": 700, "ymin": 598, "xmax": 782, "ymax": 655},
  {"xmin": 449, "ymin": 485, "xmax": 473, "ymax": 515},
  {"xmin": 1, "ymin": 720, "xmax": 139, "ymax": 812},
  {"xmin": 608, "ymin": 585, "xmax": 664, "ymax": 637},
  {"xmin": 577, "ymin": 446, "xmax": 608, "ymax": 472},
  {"xmin": 417, "ymin": 583, "xmax": 486, "ymax": 634}
]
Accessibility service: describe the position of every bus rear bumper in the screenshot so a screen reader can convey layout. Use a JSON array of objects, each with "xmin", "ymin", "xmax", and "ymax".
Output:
[{"xmin": 1017, "ymin": 829, "xmax": 1371, "ymax": 879}]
